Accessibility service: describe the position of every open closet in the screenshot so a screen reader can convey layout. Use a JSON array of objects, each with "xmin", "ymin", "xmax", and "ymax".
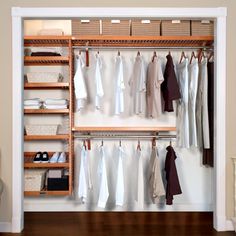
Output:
[{"xmin": 23, "ymin": 18, "xmax": 214, "ymax": 212}]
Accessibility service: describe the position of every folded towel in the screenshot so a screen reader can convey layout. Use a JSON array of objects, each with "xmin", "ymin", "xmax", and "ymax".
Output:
[
  {"xmin": 24, "ymin": 98, "xmax": 41, "ymax": 106},
  {"xmin": 38, "ymin": 29, "xmax": 64, "ymax": 36},
  {"xmin": 24, "ymin": 105, "xmax": 42, "ymax": 109},
  {"xmin": 44, "ymin": 99, "xmax": 68, "ymax": 106},
  {"xmin": 31, "ymin": 52, "xmax": 61, "ymax": 57},
  {"xmin": 44, "ymin": 105, "xmax": 68, "ymax": 109},
  {"xmin": 31, "ymin": 48, "xmax": 60, "ymax": 53}
]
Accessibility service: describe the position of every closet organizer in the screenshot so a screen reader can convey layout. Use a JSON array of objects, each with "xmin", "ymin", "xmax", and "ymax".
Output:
[{"xmin": 23, "ymin": 34, "xmax": 214, "ymax": 196}]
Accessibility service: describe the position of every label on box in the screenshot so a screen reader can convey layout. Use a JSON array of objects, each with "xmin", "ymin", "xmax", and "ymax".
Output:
[
  {"xmin": 111, "ymin": 20, "xmax": 121, "ymax": 24},
  {"xmin": 141, "ymin": 20, "xmax": 151, "ymax": 24},
  {"xmin": 172, "ymin": 20, "xmax": 181, "ymax": 24},
  {"xmin": 201, "ymin": 20, "xmax": 210, "ymax": 24},
  {"xmin": 81, "ymin": 20, "xmax": 90, "ymax": 23}
]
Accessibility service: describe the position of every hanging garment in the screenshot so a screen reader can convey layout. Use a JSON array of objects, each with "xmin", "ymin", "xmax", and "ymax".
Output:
[
  {"xmin": 196, "ymin": 57, "xmax": 210, "ymax": 148},
  {"xmin": 115, "ymin": 146, "xmax": 125, "ymax": 206},
  {"xmin": 78, "ymin": 145, "xmax": 92, "ymax": 203},
  {"xmin": 94, "ymin": 53, "xmax": 104, "ymax": 109},
  {"xmin": 149, "ymin": 146, "xmax": 165, "ymax": 204},
  {"xmin": 135, "ymin": 148, "xmax": 144, "ymax": 209},
  {"xmin": 97, "ymin": 146, "xmax": 109, "ymax": 208},
  {"xmin": 146, "ymin": 57, "xmax": 164, "ymax": 118},
  {"xmin": 114, "ymin": 55, "xmax": 125, "ymax": 115},
  {"xmin": 161, "ymin": 54, "xmax": 181, "ymax": 112},
  {"xmin": 165, "ymin": 145, "xmax": 182, "ymax": 205},
  {"xmin": 74, "ymin": 54, "xmax": 87, "ymax": 110},
  {"xmin": 129, "ymin": 54, "xmax": 146, "ymax": 115},
  {"xmin": 188, "ymin": 58, "xmax": 199, "ymax": 147},
  {"xmin": 176, "ymin": 58, "xmax": 190, "ymax": 148},
  {"xmin": 203, "ymin": 61, "xmax": 214, "ymax": 166}
]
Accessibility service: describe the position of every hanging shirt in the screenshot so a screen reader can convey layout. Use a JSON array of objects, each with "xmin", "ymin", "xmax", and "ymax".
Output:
[
  {"xmin": 196, "ymin": 57, "xmax": 210, "ymax": 149},
  {"xmin": 165, "ymin": 145, "xmax": 182, "ymax": 205},
  {"xmin": 188, "ymin": 58, "xmax": 199, "ymax": 147},
  {"xmin": 149, "ymin": 146, "xmax": 165, "ymax": 204},
  {"xmin": 147, "ymin": 57, "xmax": 164, "ymax": 118},
  {"xmin": 135, "ymin": 148, "xmax": 144, "ymax": 209},
  {"xmin": 176, "ymin": 58, "xmax": 190, "ymax": 148},
  {"xmin": 94, "ymin": 53, "xmax": 104, "ymax": 109},
  {"xmin": 161, "ymin": 54, "xmax": 181, "ymax": 112},
  {"xmin": 78, "ymin": 145, "xmax": 92, "ymax": 203},
  {"xmin": 74, "ymin": 54, "xmax": 87, "ymax": 110},
  {"xmin": 129, "ymin": 55, "xmax": 146, "ymax": 115},
  {"xmin": 114, "ymin": 55, "xmax": 125, "ymax": 115},
  {"xmin": 97, "ymin": 146, "xmax": 109, "ymax": 208},
  {"xmin": 115, "ymin": 146, "xmax": 125, "ymax": 206}
]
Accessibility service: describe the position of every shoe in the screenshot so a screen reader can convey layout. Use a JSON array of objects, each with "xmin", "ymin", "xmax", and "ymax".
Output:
[
  {"xmin": 41, "ymin": 152, "xmax": 49, "ymax": 163},
  {"xmin": 33, "ymin": 152, "xmax": 42, "ymax": 163},
  {"xmin": 58, "ymin": 152, "xmax": 66, "ymax": 163},
  {"xmin": 49, "ymin": 152, "xmax": 60, "ymax": 163}
]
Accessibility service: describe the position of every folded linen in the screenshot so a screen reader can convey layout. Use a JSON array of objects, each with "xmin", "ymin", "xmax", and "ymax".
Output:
[
  {"xmin": 24, "ymin": 98, "xmax": 41, "ymax": 106},
  {"xmin": 31, "ymin": 52, "xmax": 61, "ymax": 57},
  {"xmin": 44, "ymin": 99, "xmax": 68, "ymax": 106},
  {"xmin": 24, "ymin": 105, "xmax": 42, "ymax": 109},
  {"xmin": 44, "ymin": 105, "xmax": 68, "ymax": 109},
  {"xmin": 38, "ymin": 29, "xmax": 64, "ymax": 36},
  {"xmin": 31, "ymin": 48, "xmax": 60, "ymax": 53}
]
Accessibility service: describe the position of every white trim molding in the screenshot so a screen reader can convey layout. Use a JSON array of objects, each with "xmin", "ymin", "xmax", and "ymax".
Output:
[{"xmin": 11, "ymin": 7, "xmax": 227, "ymax": 233}]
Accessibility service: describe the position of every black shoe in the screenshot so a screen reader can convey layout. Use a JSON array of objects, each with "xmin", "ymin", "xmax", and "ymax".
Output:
[
  {"xmin": 33, "ymin": 152, "xmax": 42, "ymax": 163},
  {"xmin": 41, "ymin": 152, "xmax": 49, "ymax": 163}
]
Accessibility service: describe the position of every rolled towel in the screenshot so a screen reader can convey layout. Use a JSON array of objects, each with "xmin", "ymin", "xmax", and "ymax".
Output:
[
  {"xmin": 44, "ymin": 99, "xmax": 68, "ymax": 106},
  {"xmin": 24, "ymin": 98, "xmax": 41, "ymax": 106}
]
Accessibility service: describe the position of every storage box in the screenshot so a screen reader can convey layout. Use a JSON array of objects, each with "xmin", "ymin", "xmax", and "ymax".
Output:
[
  {"xmin": 131, "ymin": 20, "xmax": 161, "ymax": 36},
  {"xmin": 191, "ymin": 20, "xmax": 214, "ymax": 36},
  {"xmin": 25, "ymin": 124, "xmax": 58, "ymax": 135},
  {"xmin": 24, "ymin": 170, "xmax": 46, "ymax": 191},
  {"xmin": 102, "ymin": 19, "xmax": 130, "ymax": 36},
  {"xmin": 26, "ymin": 72, "xmax": 63, "ymax": 83},
  {"xmin": 47, "ymin": 176, "xmax": 69, "ymax": 191},
  {"xmin": 161, "ymin": 20, "xmax": 191, "ymax": 36},
  {"xmin": 72, "ymin": 19, "xmax": 100, "ymax": 35}
]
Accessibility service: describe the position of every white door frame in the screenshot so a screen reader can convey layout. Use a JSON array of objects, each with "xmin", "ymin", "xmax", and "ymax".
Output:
[{"xmin": 11, "ymin": 7, "xmax": 227, "ymax": 232}]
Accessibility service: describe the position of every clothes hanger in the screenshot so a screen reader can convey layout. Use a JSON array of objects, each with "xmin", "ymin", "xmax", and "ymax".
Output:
[
  {"xmin": 170, "ymin": 139, "xmax": 172, "ymax": 147},
  {"xmin": 83, "ymin": 140, "xmax": 87, "ymax": 150},
  {"xmin": 208, "ymin": 51, "xmax": 214, "ymax": 62},
  {"xmin": 152, "ymin": 138, "xmax": 156, "ymax": 148},
  {"xmin": 198, "ymin": 50, "xmax": 207, "ymax": 62},
  {"xmin": 168, "ymin": 51, "xmax": 171, "ymax": 56},
  {"xmin": 179, "ymin": 51, "xmax": 187, "ymax": 64},
  {"xmin": 101, "ymin": 139, "xmax": 103, "ymax": 147},
  {"xmin": 190, "ymin": 51, "xmax": 197, "ymax": 64},
  {"xmin": 137, "ymin": 139, "xmax": 141, "ymax": 151},
  {"xmin": 118, "ymin": 50, "xmax": 121, "ymax": 56},
  {"xmin": 119, "ymin": 139, "xmax": 122, "ymax": 147},
  {"xmin": 152, "ymin": 51, "xmax": 157, "ymax": 62},
  {"xmin": 137, "ymin": 51, "xmax": 141, "ymax": 56}
]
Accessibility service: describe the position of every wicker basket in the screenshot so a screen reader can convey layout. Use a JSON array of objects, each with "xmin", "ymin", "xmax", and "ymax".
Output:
[
  {"xmin": 24, "ymin": 170, "xmax": 46, "ymax": 191},
  {"xmin": 25, "ymin": 124, "xmax": 58, "ymax": 135},
  {"xmin": 161, "ymin": 20, "xmax": 190, "ymax": 36},
  {"xmin": 102, "ymin": 19, "xmax": 130, "ymax": 36},
  {"xmin": 131, "ymin": 20, "xmax": 161, "ymax": 36},
  {"xmin": 191, "ymin": 20, "xmax": 214, "ymax": 36},
  {"xmin": 72, "ymin": 19, "xmax": 100, "ymax": 35},
  {"xmin": 26, "ymin": 72, "xmax": 63, "ymax": 83}
]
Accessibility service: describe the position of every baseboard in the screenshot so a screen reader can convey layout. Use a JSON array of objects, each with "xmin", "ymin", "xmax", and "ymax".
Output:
[
  {"xmin": 0, "ymin": 222, "xmax": 12, "ymax": 232},
  {"xmin": 226, "ymin": 219, "xmax": 235, "ymax": 231}
]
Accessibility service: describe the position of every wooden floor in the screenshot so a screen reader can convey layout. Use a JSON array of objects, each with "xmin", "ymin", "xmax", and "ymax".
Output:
[{"xmin": 1, "ymin": 212, "xmax": 235, "ymax": 236}]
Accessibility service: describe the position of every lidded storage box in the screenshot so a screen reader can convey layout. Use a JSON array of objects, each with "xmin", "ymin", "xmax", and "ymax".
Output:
[
  {"xmin": 72, "ymin": 19, "xmax": 100, "ymax": 35},
  {"xmin": 26, "ymin": 72, "xmax": 63, "ymax": 83},
  {"xmin": 24, "ymin": 170, "xmax": 46, "ymax": 191},
  {"xmin": 102, "ymin": 19, "xmax": 130, "ymax": 36},
  {"xmin": 25, "ymin": 124, "xmax": 58, "ymax": 135},
  {"xmin": 131, "ymin": 20, "xmax": 161, "ymax": 36},
  {"xmin": 191, "ymin": 20, "xmax": 214, "ymax": 36},
  {"xmin": 161, "ymin": 20, "xmax": 191, "ymax": 36}
]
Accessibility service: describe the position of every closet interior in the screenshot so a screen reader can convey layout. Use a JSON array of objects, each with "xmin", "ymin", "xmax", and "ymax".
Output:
[{"xmin": 23, "ymin": 18, "xmax": 214, "ymax": 211}]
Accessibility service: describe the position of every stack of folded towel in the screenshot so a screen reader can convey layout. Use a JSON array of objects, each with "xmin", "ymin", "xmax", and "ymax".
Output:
[
  {"xmin": 43, "ymin": 99, "xmax": 68, "ymax": 109},
  {"xmin": 30, "ymin": 48, "xmax": 62, "ymax": 57},
  {"xmin": 24, "ymin": 98, "xmax": 42, "ymax": 109}
]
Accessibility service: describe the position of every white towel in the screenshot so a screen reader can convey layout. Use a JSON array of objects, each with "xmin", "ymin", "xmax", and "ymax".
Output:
[
  {"xmin": 44, "ymin": 105, "xmax": 68, "ymax": 109},
  {"xmin": 74, "ymin": 54, "xmax": 87, "ymax": 110},
  {"xmin": 24, "ymin": 98, "xmax": 41, "ymax": 106},
  {"xmin": 97, "ymin": 146, "xmax": 109, "ymax": 208},
  {"xmin": 24, "ymin": 105, "xmax": 41, "ymax": 109},
  {"xmin": 116, "ymin": 146, "xmax": 125, "ymax": 206},
  {"xmin": 31, "ymin": 47, "xmax": 60, "ymax": 53},
  {"xmin": 95, "ymin": 53, "xmax": 104, "ymax": 109},
  {"xmin": 44, "ymin": 99, "xmax": 68, "ymax": 106}
]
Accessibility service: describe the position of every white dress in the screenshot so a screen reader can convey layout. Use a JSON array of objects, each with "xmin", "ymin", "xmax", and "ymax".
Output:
[
  {"xmin": 188, "ymin": 58, "xmax": 199, "ymax": 147},
  {"xmin": 114, "ymin": 55, "xmax": 125, "ymax": 115},
  {"xmin": 74, "ymin": 54, "xmax": 87, "ymax": 111},
  {"xmin": 196, "ymin": 57, "xmax": 210, "ymax": 148},
  {"xmin": 176, "ymin": 58, "xmax": 190, "ymax": 148},
  {"xmin": 129, "ymin": 55, "xmax": 146, "ymax": 115}
]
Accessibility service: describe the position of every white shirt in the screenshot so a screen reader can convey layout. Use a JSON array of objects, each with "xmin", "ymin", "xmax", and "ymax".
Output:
[
  {"xmin": 97, "ymin": 146, "xmax": 109, "ymax": 208},
  {"xmin": 95, "ymin": 53, "xmax": 104, "ymax": 109}
]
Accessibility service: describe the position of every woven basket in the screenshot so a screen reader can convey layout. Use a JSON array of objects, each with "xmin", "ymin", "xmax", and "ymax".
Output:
[
  {"xmin": 24, "ymin": 170, "xmax": 46, "ymax": 191},
  {"xmin": 26, "ymin": 72, "xmax": 63, "ymax": 83},
  {"xmin": 72, "ymin": 19, "xmax": 100, "ymax": 35},
  {"xmin": 25, "ymin": 124, "xmax": 58, "ymax": 135},
  {"xmin": 191, "ymin": 20, "xmax": 214, "ymax": 36},
  {"xmin": 131, "ymin": 20, "xmax": 161, "ymax": 36},
  {"xmin": 161, "ymin": 20, "xmax": 190, "ymax": 36},
  {"xmin": 102, "ymin": 19, "xmax": 130, "ymax": 36}
]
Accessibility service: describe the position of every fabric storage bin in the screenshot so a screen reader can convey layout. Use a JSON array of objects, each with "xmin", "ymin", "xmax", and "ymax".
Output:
[
  {"xmin": 26, "ymin": 72, "xmax": 63, "ymax": 83},
  {"xmin": 24, "ymin": 170, "xmax": 46, "ymax": 191},
  {"xmin": 131, "ymin": 20, "xmax": 161, "ymax": 36},
  {"xmin": 191, "ymin": 20, "xmax": 214, "ymax": 36},
  {"xmin": 72, "ymin": 19, "xmax": 100, "ymax": 35},
  {"xmin": 161, "ymin": 20, "xmax": 191, "ymax": 36},
  {"xmin": 25, "ymin": 124, "xmax": 58, "ymax": 135},
  {"xmin": 102, "ymin": 19, "xmax": 130, "ymax": 36},
  {"xmin": 47, "ymin": 176, "xmax": 69, "ymax": 191}
]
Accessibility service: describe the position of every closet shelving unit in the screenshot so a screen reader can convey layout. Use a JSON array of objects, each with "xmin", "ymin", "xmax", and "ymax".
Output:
[{"xmin": 23, "ymin": 34, "xmax": 214, "ymax": 197}]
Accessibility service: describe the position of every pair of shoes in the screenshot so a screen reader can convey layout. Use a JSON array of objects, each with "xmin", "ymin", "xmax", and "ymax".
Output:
[
  {"xmin": 33, "ymin": 152, "xmax": 49, "ymax": 163},
  {"xmin": 49, "ymin": 152, "xmax": 66, "ymax": 163}
]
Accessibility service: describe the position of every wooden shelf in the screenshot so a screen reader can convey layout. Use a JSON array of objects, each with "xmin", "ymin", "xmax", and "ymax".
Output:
[
  {"xmin": 24, "ymin": 82, "xmax": 69, "ymax": 89},
  {"xmin": 24, "ymin": 56, "xmax": 69, "ymax": 66},
  {"xmin": 24, "ymin": 134, "xmax": 69, "ymax": 141},
  {"xmin": 72, "ymin": 126, "xmax": 176, "ymax": 132},
  {"xmin": 24, "ymin": 190, "xmax": 70, "ymax": 196},
  {"xmin": 24, "ymin": 109, "xmax": 69, "ymax": 114}
]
